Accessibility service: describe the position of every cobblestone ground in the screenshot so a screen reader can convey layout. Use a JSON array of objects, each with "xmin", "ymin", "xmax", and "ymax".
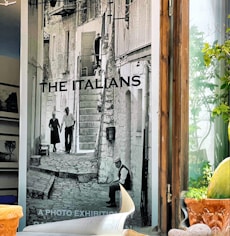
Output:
[
  {"xmin": 31, "ymin": 151, "xmax": 98, "ymax": 177},
  {"xmin": 27, "ymin": 151, "xmax": 142, "ymax": 228},
  {"xmin": 27, "ymin": 178, "xmax": 116, "ymax": 224}
]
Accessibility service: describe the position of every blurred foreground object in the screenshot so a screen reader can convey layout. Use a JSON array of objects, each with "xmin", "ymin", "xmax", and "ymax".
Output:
[
  {"xmin": 0, "ymin": 204, "xmax": 23, "ymax": 236},
  {"xmin": 17, "ymin": 185, "xmax": 148, "ymax": 236}
]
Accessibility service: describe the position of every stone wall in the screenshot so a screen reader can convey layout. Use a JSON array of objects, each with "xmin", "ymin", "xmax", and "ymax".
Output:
[{"xmin": 41, "ymin": 13, "xmax": 77, "ymax": 152}]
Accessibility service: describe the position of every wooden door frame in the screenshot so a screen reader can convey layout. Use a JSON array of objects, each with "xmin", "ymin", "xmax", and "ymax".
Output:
[
  {"xmin": 159, "ymin": 0, "xmax": 170, "ymax": 233},
  {"xmin": 159, "ymin": 0, "xmax": 189, "ymax": 233},
  {"xmin": 171, "ymin": 0, "xmax": 189, "ymax": 229}
]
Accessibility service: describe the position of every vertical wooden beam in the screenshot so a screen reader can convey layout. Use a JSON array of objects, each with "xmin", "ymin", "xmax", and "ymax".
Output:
[
  {"xmin": 171, "ymin": 0, "xmax": 189, "ymax": 228},
  {"xmin": 159, "ymin": 0, "xmax": 170, "ymax": 233}
]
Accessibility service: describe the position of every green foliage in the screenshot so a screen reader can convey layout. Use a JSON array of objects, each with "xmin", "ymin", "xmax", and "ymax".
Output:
[
  {"xmin": 185, "ymin": 186, "xmax": 208, "ymax": 200},
  {"xmin": 202, "ymin": 19, "xmax": 230, "ymax": 122},
  {"xmin": 188, "ymin": 19, "xmax": 230, "ymax": 200},
  {"xmin": 189, "ymin": 161, "xmax": 213, "ymax": 188},
  {"xmin": 212, "ymin": 103, "xmax": 230, "ymax": 122},
  {"xmin": 187, "ymin": 162, "xmax": 213, "ymax": 200}
]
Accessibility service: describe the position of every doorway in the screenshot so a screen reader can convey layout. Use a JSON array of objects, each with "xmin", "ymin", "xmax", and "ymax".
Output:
[{"xmin": 81, "ymin": 31, "xmax": 96, "ymax": 76}]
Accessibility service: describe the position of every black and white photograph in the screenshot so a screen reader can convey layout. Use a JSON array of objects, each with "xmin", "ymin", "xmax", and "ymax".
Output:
[
  {"xmin": 26, "ymin": 0, "xmax": 152, "ymax": 230},
  {"xmin": 0, "ymin": 83, "xmax": 19, "ymax": 120},
  {"xmin": 3, "ymin": 0, "xmax": 230, "ymax": 235},
  {"xmin": 0, "ymin": 134, "xmax": 19, "ymax": 168}
]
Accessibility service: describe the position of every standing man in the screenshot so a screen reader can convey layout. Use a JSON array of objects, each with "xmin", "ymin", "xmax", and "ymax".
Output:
[
  {"xmin": 106, "ymin": 158, "xmax": 131, "ymax": 208},
  {"xmin": 60, "ymin": 107, "xmax": 75, "ymax": 154},
  {"xmin": 94, "ymin": 33, "xmax": 101, "ymax": 68}
]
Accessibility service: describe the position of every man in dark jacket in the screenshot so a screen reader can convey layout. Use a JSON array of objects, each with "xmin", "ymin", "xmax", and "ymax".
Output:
[
  {"xmin": 94, "ymin": 33, "xmax": 101, "ymax": 67},
  {"xmin": 106, "ymin": 158, "xmax": 131, "ymax": 207}
]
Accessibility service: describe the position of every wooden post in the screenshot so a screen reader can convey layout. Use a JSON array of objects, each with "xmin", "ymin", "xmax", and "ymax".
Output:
[
  {"xmin": 159, "ymin": 0, "xmax": 170, "ymax": 233},
  {"xmin": 159, "ymin": 0, "xmax": 189, "ymax": 232},
  {"xmin": 171, "ymin": 0, "xmax": 189, "ymax": 229}
]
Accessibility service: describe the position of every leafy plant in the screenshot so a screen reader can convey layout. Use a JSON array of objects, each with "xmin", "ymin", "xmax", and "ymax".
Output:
[
  {"xmin": 185, "ymin": 186, "xmax": 208, "ymax": 200},
  {"xmin": 186, "ymin": 161, "xmax": 213, "ymax": 200},
  {"xmin": 202, "ymin": 15, "xmax": 230, "ymax": 123}
]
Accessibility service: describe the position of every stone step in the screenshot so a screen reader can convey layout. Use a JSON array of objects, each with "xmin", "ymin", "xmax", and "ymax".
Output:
[
  {"xmin": 79, "ymin": 115, "xmax": 100, "ymax": 122},
  {"xmin": 79, "ymin": 108, "xmax": 98, "ymax": 115},
  {"xmin": 78, "ymin": 75, "xmax": 101, "ymax": 92},
  {"xmin": 30, "ymin": 166, "xmax": 97, "ymax": 182},
  {"xmin": 29, "ymin": 153, "xmax": 98, "ymax": 183},
  {"xmin": 79, "ymin": 78, "xmax": 101, "ymax": 151},
  {"xmin": 79, "ymin": 143, "xmax": 95, "ymax": 150},
  {"xmin": 79, "ymin": 122, "xmax": 100, "ymax": 128},
  {"xmin": 80, "ymin": 94, "xmax": 99, "ymax": 101},
  {"xmin": 80, "ymin": 101, "xmax": 98, "ymax": 108},
  {"xmin": 79, "ymin": 128, "xmax": 98, "ymax": 135},
  {"xmin": 79, "ymin": 135, "xmax": 97, "ymax": 142},
  {"xmin": 79, "ymin": 88, "xmax": 102, "ymax": 95},
  {"xmin": 27, "ymin": 170, "xmax": 55, "ymax": 199}
]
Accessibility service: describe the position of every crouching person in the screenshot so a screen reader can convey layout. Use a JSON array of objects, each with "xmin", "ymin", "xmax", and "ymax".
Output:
[{"xmin": 106, "ymin": 158, "xmax": 131, "ymax": 208}]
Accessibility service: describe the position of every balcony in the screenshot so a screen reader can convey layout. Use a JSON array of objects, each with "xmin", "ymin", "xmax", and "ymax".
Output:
[{"xmin": 49, "ymin": 0, "xmax": 76, "ymax": 17}]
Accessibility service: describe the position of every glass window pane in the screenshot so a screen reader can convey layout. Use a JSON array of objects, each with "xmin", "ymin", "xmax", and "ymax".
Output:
[{"xmin": 189, "ymin": 1, "xmax": 229, "ymax": 186}]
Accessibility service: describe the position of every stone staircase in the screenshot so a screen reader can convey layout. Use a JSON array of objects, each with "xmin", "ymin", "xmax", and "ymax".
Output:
[{"xmin": 79, "ymin": 76, "xmax": 101, "ymax": 151}]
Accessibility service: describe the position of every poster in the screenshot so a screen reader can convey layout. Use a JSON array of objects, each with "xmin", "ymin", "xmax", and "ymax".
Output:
[
  {"xmin": 26, "ymin": 0, "xmax": 152, "ymax": 231},
  {"xmin": 0, "ymin": 134, "xmax": 19, "ymax": 168},
  {"xmin": 0, "ymin": 83, "xmax": 19, "ymax": 121}
]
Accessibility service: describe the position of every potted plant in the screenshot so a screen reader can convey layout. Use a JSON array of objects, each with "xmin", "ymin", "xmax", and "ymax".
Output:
[
  {"xmin": 197, "ymin": 16, "xmax": 230, "ymax": 172},
  {"xmin": 184, "ymin": 17, "xmax": 230, "ymax": 234},
  {"xmin": 184, "ymin": 157, "xmax": 230, "ymax": 234}
]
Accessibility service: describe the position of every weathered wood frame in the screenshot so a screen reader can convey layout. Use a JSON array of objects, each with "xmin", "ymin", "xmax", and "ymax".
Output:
[{"xmin": 159, "ymin": 0, "xmax": 189, "ymax": 233}]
